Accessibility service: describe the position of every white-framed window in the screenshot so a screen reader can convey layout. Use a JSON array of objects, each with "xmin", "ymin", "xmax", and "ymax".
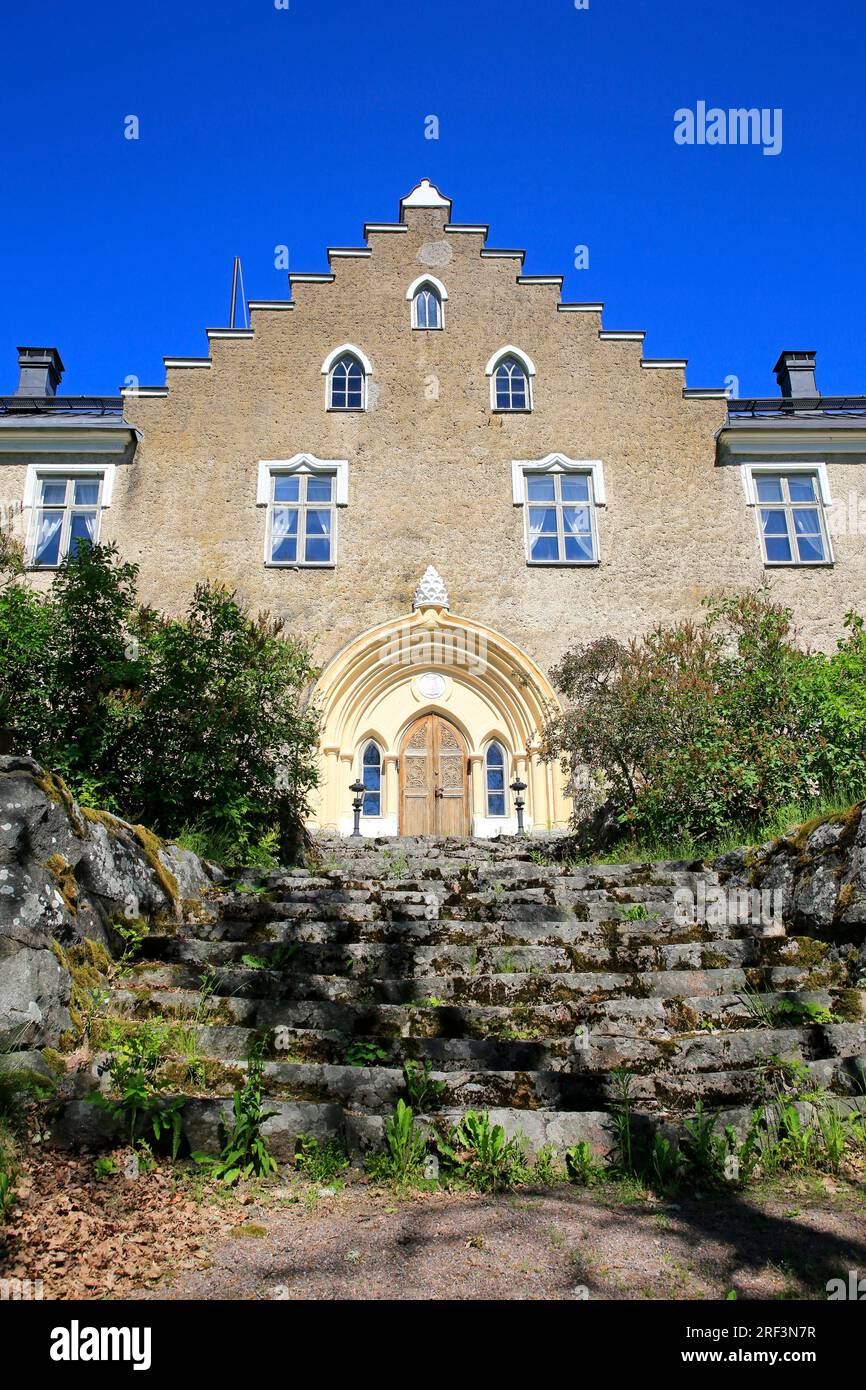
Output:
[
  {"xmin": 524, "ymin": 472, "xmax": 597, "ymax": 565},
  {"xmin": 485, "ymin": 346, "xmax": 536, "ymax": 412},
  {"xmin": 27, "ymin": 472, "xmax": 105, "ymax": 568},
  {"xmin": 741, "ymin": 465, "xmax": 833, "ymax": 566},
  {"xmin": 485, "ymin": 741, "xmax": 508, "ymax": 817},
  {"xmin": 406, "ymin": 275, "xmax": 447, "ymax": 330},
  {"xmin": 267, "ymin": 471, "xmax": 336, "ymax": 566},
  {"xmin": 361, "ymin": 740, "xmax": 382, "ymax": 816},
  {"xmin": 321, "ymin": 343, "xmax": 373, "ymax": 412}
]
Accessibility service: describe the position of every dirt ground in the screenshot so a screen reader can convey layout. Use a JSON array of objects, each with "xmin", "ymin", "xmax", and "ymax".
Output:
[{"xmin": 3, "ymin": 1149, "xmax": 865, "ymax": 1301}]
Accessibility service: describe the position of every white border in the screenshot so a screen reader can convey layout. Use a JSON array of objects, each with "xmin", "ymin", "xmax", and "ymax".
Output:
[
  {"xmin": 24, "ymin": 462, "xmax": 116, "ymax": 508},
  {"xmin": 740, "ymin": 460, "xmax": 832, "ymax": 508},
  {"xmin": 511, "ymin": 453, "xmax": 606, "ymax": 506},
  {"xmin": 256, "ymin": 455, "xmax": 349, "ymax": 507},
  {"xmin": 486, "ymin": 346, "xmax": 536, "ymax": 412},
  {"xmin": 320, "ymin": 343, "xmax": 373, "ymax": 377}
]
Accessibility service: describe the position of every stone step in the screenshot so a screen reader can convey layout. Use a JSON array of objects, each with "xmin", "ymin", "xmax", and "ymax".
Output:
[
  {"xmin": 142, "ymin": 1018, "xmax": 866, "ymax": 1077},
  {"xmin": 109, "ymin": 984, "xmax": 862, "ymax": 1040},
  {"xmin": 155, "ymin": 935, "xmax": 780, "ymax": 977}
]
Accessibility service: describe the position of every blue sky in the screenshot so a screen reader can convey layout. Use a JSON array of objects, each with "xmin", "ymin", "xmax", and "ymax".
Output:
[{"xmin": 1, "ymin": 0, "xmax": 864, "ymax": 397}]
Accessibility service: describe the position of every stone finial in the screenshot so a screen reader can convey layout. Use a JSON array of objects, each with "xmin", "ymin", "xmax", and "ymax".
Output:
[{"xmin": 412, "ymin": 565, "xmax": 449, "ymax": 612}]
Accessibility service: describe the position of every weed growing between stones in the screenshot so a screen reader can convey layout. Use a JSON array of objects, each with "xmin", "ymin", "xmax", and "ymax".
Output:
[
  {"xmin": 194, "ymin": 1056, "xmax": 278, "ymax": 1186},
  {"xmin": 294, "ymin": 1134, "xmax": 351, "ymax": 1186}
]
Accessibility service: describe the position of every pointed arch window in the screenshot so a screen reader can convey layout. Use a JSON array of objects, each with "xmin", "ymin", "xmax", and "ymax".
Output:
[
  {"xmin": 413, "ymin": 286, "xmax": 441, "ymax": 329},
  {"xmin": 485, "ymin": 742, "xmax": 507, "ymax": 817},
  {"xmin": 361, "ymin": 741, "xmax": 382, "ymax": 816},
  {"xmin": 486, "ymin": 347, "xmax": 535, "ymax": 412},
  {"xmin": 329, "ymin": 353, "xmax": 365, "ymax": 410}
]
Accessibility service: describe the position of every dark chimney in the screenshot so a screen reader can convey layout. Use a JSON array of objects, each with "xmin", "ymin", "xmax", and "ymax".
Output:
[
  {"xmin": 14, "ymin": 346, "xmax": 65, "ymax": 397},
  {"xmin": 773, "ymin": 350, "xmax": 818, "ymax": 400}
]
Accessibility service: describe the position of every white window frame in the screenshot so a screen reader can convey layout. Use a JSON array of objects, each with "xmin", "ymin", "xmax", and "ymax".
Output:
[
  {"xmin": 320, "ymin": 343, "xmax": 373, "ymax": 412},
  {"xmin": 359, "ymin": 739, "xmax": 384, "ymax": 818},
  {"xmin": 485, "ymin": 345, "xmax": 536, "ymax": 412},
  {"xmin": 740, "ymin": 462, "xmax": 835, "ymax": 567},
  {"xmin": 406, "ymin": 275, "xmax": 448, "ymax": 330},
  {"xmin": 512, "ymin": 454, "xmax": 605, "ymax": 566},
  {"xmin": 24, "ymin": 464, "xmax": 113, "ymax": 569},
  {"xmin": 257, "ymin": 455, "xmax": 349, "ymax": 568}
]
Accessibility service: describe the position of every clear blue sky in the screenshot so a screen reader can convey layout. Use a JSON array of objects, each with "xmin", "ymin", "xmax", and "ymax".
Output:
[{"xmin": 1, "ymin": 0, "xmax": 864, "ymax": 397}]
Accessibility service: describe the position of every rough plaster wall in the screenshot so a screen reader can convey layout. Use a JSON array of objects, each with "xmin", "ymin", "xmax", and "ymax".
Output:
[{"xmin": 6, "ymin": 205, "xmax": 866, "ymax": 676}]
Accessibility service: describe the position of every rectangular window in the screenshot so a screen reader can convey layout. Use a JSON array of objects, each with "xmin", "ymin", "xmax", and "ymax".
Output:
[
  {"xmin": 524, "ymin": 472, "xmax": 596, "ymax": 564},
  {"xmin": 754, "ymin": 472, "xmax": 829, "ymax": 565},
  {"xmin": 268, "ymin": 471, "xmax": 335, "ymax": 566},
  {"xmin": 29, "ymin": 474, "xmax": 103, "ymax": 568}
]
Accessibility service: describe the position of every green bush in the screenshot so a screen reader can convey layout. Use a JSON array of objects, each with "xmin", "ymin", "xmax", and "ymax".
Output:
[
  {"xmin": 0, "ymin": 542, "xmax": 320, "ymax": 862},
  {"xmin": 544, "ymin": 591, "xmax": 866, "ymax": 845}
]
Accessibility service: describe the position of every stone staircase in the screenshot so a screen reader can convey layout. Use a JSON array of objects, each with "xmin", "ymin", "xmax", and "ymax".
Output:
[{"xmin": 58, "ymin": 836, "xmax": 866, "ymax": 1160}]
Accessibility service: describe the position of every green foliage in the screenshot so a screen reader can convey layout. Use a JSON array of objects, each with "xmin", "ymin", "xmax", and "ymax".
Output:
[
  {"xmin": 565, "ymin": 1140, "xmax": 603, "ymax": 1187},
  {"xmin": 345, "ymin": 1040, "xmax": 389, "ymax": 1067},
  {"xmin": 545, "ymin": 591, "xmax": 866, "ymax": 845},
  {"xmin": 402, "ymin": 1058, "xmax": 446, "ymax": 1111},
  {"xmin": 0, "ymin": 543, "xmax": 320, "ymax": 863},
  {"xmin": 94, "ymin": 1156, "xmax": 116, "ymax": 1179},
  {"xmin": 294, "ymin": 1134, "xmax": 350, "ymax": 1184},
  {"xmin": 0, "ymin": 1121, "xmax": 18, "ymax": 1223},
  {"xmin": 367, "ymin": 1100, "xmax": 427, "ymax": 1185},
  {"xmin": 195, "ymin": 1057, "xmax": 279, "ymax": 1185},
  {"xmin": 437, "ymin": 1110, "xmax": 529, "ymax": 1192},
  {"xmin": 88, "ymin": 1025, "xmax": 184, "ymax": 1157}
]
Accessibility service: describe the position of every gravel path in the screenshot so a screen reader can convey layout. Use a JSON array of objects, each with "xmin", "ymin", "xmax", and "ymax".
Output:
[{"xmin": 139, "ymin": 1178, "xmax": 866, "ymax": 1302}]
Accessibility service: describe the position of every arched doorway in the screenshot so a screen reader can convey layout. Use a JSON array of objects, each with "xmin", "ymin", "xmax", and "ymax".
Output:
[{"xmin": 399, "ymin": 713, "xmax": 469, "ymax": 836}]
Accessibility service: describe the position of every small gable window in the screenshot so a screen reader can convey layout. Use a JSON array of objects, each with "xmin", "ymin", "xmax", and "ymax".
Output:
[
  {"xmin": 485, "ymin": 742, "xmax": 507, "ymax": 817},
  {"xmin": 329, "ymin": 353, "xmax": 365, "ymax": 410},
  {"xmin": 413, "ymin": 286, "xmax": 442, "ymax": 330},
  {"xmin": 495, "ymin": 357, "xmax": 529, "ymax": 410},
  {"xmin": 361, "ymin": 741, "xmax": 382, "ymax": 816}
]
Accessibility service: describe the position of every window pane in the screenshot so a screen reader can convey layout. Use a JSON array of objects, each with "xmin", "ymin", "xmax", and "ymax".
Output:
[
  {"xmin": 528, "ymin": 507, "xmax": 557, "ymax": 534},
  {"xmin": 761, "ymin": 510, "xmax": 788, "ymax": 536},
  {"xmin": 306, "ymin": 475, "xmax": 333, "ymax": 503},
  {"xmin": 362, "ymin": 764, "xmax": 380, "ymax": 789},
  {"xmin": 305, "ymin": 509, "xmax": 331, "ymax": 537},
  {"xmin": 304, "ymin": 510, "xmax": 332, "ymax": 563},
  {"xmin": 73, "ymin": 479, "xmax": 99, "ymax": 505},
  {"xmin": 39, "ymin": 479, "xmax": 67, "ymax": 505},
  {"xmin": 565, "ymin": 534, "xmax": 595, "ymax": 562},
  {"xmin": 787, "ymin": 475, "xmax": 817, "ymax": 502},
  {"xmin": 796, "ymin": 532, "xmax": 826, "ymax": 563},
  {"xmin": 488, "ymin": 792, "xmax": 506, "ymax": 817},
  {"xmin": 486, "ymin": 743, "xmax": 504, "ymax": 768},
  {"xmin": 487, "ymin": 768, "xmax": 505, "ymax": 791},
  {"xmin": 509, "ymin": 383, "xmax": 526, "ymax": 408},
  {"xmin": 363, "ymin": 742, "xmax": 381, "ymax": 767},
  {"xmin": 362, "ymin": 791, "xmax": 381, "ymax": 816},
  {"xmin": 530, "ymin": 533, "xmax": 559, "ymax": 562},
  {"xmin": 271, "ymin": 507, "xmax": 298, "ymax": 562},
  {"xmin": 273, "ymin": 476, "xmax": 300, "ymax": 502},
  {"xmin": 33, "ymin": 510, "xmax": 62, "ymax": 566},
  {"xmin": 755, "ymin": 477, "xmax": 784, "ymax": 503},
  {"xmin": 561, "ymin": 475, "xmax": 590, "ymax": 502},
  {"xmin": 563, "ymin": 506, "xmax": 591, "ymax": 535},
  {"xmin": 793, "ymin": 508, "xmax": 820, "ymax": 536},
  {"xmin": 764, "ymin": 534, "xmax": 793, "ymax": 563},
  {"xmin": 526, "ymin": 476, "xmax": 556, "ymax": 502},
  {"xmin": 69, "ymin": 511, "xmax": 97, "ymax": 554}
]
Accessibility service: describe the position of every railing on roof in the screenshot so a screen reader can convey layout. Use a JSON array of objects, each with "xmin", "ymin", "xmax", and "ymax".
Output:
[
  {"xmin": 0, "ymin": 396, "xmax": 125, "ymax": 416},
  {"xmin": 727, "ymin": 395, "xmax": 866, "ymax": 420}
]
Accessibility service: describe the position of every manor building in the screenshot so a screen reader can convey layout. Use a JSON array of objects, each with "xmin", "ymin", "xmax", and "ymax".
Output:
[{"xmin": 2, "ymin": 180, "xmax": 865, "ymax": 836}]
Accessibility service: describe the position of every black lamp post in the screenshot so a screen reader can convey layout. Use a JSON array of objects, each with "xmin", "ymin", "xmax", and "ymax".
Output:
[
  {"xmin": 510, "ymin": 776, "xmax": 527, "ymax": 834},
  {"xmin": 349, "ymin": 778, "xmax": 366, "ymax": 838}
]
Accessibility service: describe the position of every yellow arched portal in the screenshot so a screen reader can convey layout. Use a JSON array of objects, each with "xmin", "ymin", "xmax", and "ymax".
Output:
[{"xmin": 308, "ymin": 600, "xmax": 571, "ymax": 837}]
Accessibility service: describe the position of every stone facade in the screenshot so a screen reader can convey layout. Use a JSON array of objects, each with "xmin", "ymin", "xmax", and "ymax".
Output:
[{"xmin": 2, "ymin": 180, "xmax": 865, "ymax": 834}]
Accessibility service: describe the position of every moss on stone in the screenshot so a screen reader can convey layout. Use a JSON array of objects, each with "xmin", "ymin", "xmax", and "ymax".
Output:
[
  {"xmin": 33, "ymin": 768, "xmax": 86, "ymax": 837},
  {"xmin": 44, "ymin": 853, "xmax": 79, "ymax": 916}
]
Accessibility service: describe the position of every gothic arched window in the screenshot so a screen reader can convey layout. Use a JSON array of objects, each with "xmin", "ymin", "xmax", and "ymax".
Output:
[
  {"xmin": 361, "ymin": 741, "xmax": 382, "ymax": 816},
  {"xmin": 485, "ymin": 741, "xmax": 507, "ymax": 817}
]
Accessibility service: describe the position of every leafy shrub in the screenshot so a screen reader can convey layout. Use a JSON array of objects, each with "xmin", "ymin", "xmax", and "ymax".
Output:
[
  {"xmin": 0, "ymin": 542, "xmax": 320, "ymax": 863},
  {"xmin": 565, "ymin": 1140, "xmax": 603, "ymax": 1187},
  {"xmin": 88, "ymin": 1025, "xmax": 185, "ymax": 1157},
  {"xmin": 437, "ymin": 1110, "xmax": 529, "ymax": 1192},
  {"xmin": 367, "ymin": 1100, "xmax": 427, "ymax": 1185},
  {"xmin": 544, "ymin": 592, "xmax": 866, "ymax": 846},
  {"xmin": 402, "ymin": 1058, "xmax": 446, "ymax": 1111},
  {"xmin": 344, "ymin": 1041, "xmax": 389, "ymax": 1068},
  {"xmin": 294, "ymin": 1134, "xmax": 350, "ymax": 1184},
  {"xmin": 196, "ymin": 1057, "xmax": 278, "ymax": 1185}
]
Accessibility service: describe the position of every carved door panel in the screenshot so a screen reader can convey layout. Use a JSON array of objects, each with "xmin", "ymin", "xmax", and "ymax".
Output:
[{"xmin": 399, "ymin": 714, "xmax": 469, "ymax": 835}]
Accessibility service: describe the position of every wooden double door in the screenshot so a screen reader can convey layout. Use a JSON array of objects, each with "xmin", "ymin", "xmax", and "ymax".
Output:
[{"xmin": 399, "ymin": 714, "xmax": 469, "ymax": 836}]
